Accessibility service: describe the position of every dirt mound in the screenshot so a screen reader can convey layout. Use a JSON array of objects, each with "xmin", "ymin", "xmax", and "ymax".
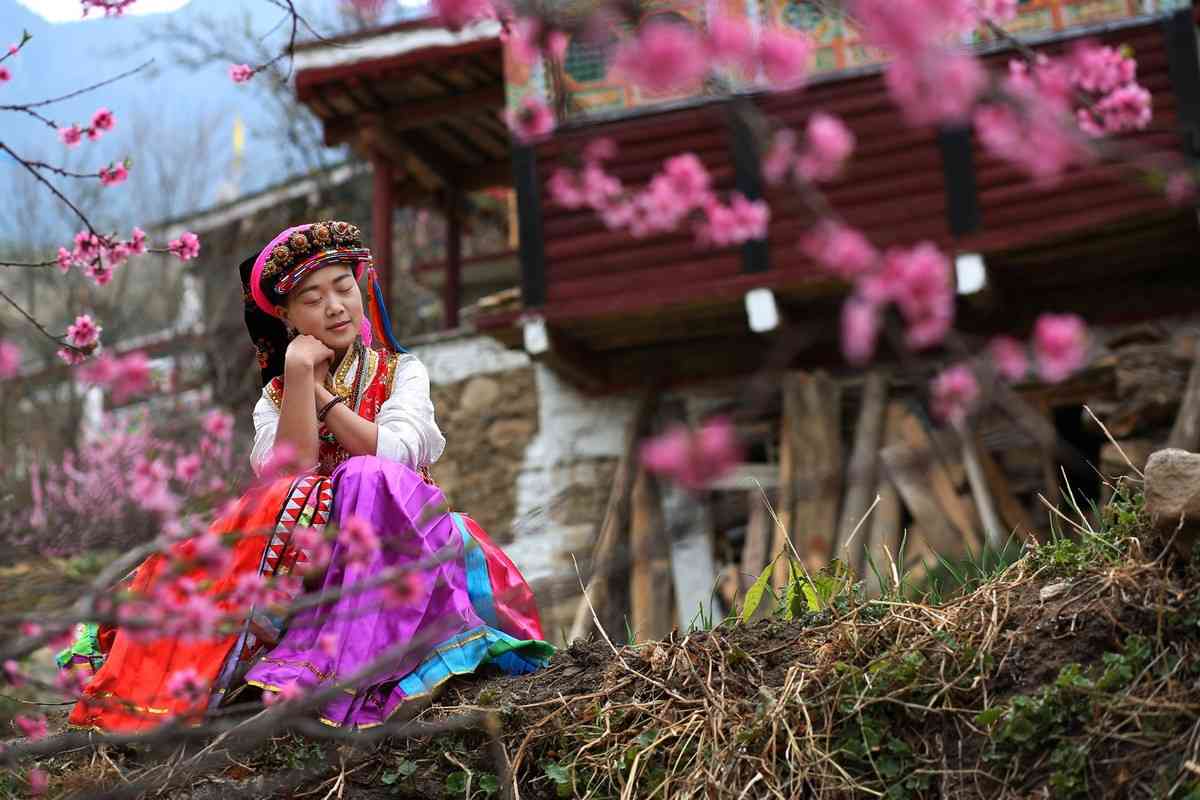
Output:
[{"xmin": 11, "ymin": 490, "xmax": 1200, "ymax": 799}]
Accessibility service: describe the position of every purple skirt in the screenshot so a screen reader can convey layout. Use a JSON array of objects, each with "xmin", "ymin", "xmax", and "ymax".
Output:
[{"xmin": 244, "ymin": 456, "xmax": 552, "ymax": 729}]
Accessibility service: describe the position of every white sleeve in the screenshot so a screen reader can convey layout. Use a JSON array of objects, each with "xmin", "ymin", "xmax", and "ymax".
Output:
[
  {"xmin": 375, "ymin": 355, "xmax": 446, "ymax": 467},
  {"xmin": 249, "ymin": 390, "xmax": 281, "ymax": 476}
]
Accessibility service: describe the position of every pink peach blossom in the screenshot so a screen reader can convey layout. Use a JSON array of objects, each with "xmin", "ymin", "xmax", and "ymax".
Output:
[
  {"xmin": 57, "ymin": 347, "xmax": 86, "ymax": 366},
  {"xmin": 90, "ymin": 107, "xmax": 115, "ymax": 132},
  {"xmin": 338, "ymin": 515, "xmax": 380, "ymax": 564},
  {"xmin": 59, "ymin": 124, "xmax": 83, "ymax": 148},
  {"xmin": 582, "ymin": 137, "xmax": 617, "ymax": 164},
  {"xmin": 0, "ymin": 66, "xmax": 10, "ymax": 83},
  {"xmin": 203, "ymin": 409, "xmax": 234, "ymax": 441},
  {"xmin": 707, "ymin": 14, "xmax": 757, "ymax": 77},
  {"xmin": 165, "ymin": 667, "xmax": 209, "ymax": 704},
  {"xmin": 505, "ymin": 95, "xmax": 555, "ymax": 143},
  {"xmin": 641, "ymin": 416, "xmax": 742, "ymax": 490},
  {"xmin": 886, "ymin": 50, "xmax": 985, "ymax": 126},
  {"xmin": 841, "ymin": 298, "xmax": 880, "ymax": 365},
  {"xmin": 66, "ymin": 314, "xmax": 101, "ymax": 349},
  {"xmin": 801, "ymin": 222, "xmax": 878, "ymax": 280},
  {"xmin": 0, "ymin": 340, "xmax": 19, "ymax": 379},
  {"xmin": 99, "ymin": 162, "xmax": 129, "ymax": 186},
  {"xmin": 1033, "ymin": 313, "xmax": 1088, "ymax": 383},
  {"xmin": 432, "ymin": 0, "xmax": 495, "ymax": 30},
  {"xmin": 129, "ymin": 226, "xmax": 147, "ymax": 255},
  {"xmin": 229, "ymin": 63, "xmax": 254, "ymax": 83},
  {"xmin": 290, "ymin": 526, "xmax": 332, "ymax": 574},
  {"xmin": 28, "ymin": 769, "xmax": 48, "ymax": 797},
  {"xmin": 384, "ymin": 570, "xmax": 425, "ymax": 607},
  {"xmin": 763, "ymin": 129, "xmax": 797, "ymax": 185},
  {"xmin": 168, "ymin": 231, "xmax": 201, "ymax": 261},
  {"xmin": 506, "ymin": 18, "xmax": 568, "ymax": 66},
  {"xmin": 3, "ymin": 659, "xmax": 25, "ymax": 687},
  {"xmin": 931, "ymin": 364, "xmax": 980, "ymax": 423},
  {"xmin": 796, "ymin": 112, "xmax": 855, "ymax": 182},
  {"xmin": 611, "ymin": 21, "xmax": 708, "ymax": 95},
  {"xmin": 758, "ymin": 28, "xmax": 812, "ymax": 88},
  {"xmin": 14, "ymin": 713, "xmax": 47, "ymax": 740},
  {"xmin": 1166, "ymin": 172, "xmax": 1196, "ymax": 206},
  {"xmin": 989, "ymin": 336, "xmax": 1028, "ymax": 382}
]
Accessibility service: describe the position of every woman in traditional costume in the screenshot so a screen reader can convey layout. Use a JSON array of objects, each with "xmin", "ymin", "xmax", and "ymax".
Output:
[{"xmin": 65, "ymin": 221, "xmax": 552, "ymax": 732}]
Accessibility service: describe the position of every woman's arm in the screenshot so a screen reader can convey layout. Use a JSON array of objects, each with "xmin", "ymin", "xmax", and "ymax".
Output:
[
  {"xmin": 275, "ymin": 335, "xmax": 332, "ymax": 469},
  {"xmin": 314, "ymin": 381, "xmax": 378, "ymax": 457},
  {"xmin": 320, "ymin": 356, "xmax": 445, "ymax": 467}
]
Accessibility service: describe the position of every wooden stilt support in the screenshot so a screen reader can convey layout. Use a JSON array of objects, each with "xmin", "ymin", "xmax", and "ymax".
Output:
[
  {"xmin": 973, "ymin": 433, "xmax": 1037, "ymax": 543},
  {"xmin": 568, "ymin": 391, "xmax": 658, "ymax": 643},
  {"xmin": 629, "ymin": 468, "xmax": 673, "ymax": 642},
  {"xmin": 772, "ymin": 372, "xmax": 843, "ymax": 587},
  {"xmin": 881, "ymin": 403, "xmax": 981, "ymax": 561},
  {"xmin": 740, "ymin": 492, "xmax": 772, "ymax": 594},
  {"xmin": 959, "ymin": 424, "xmax": 1005, "ymax": 551},
  {"xmin": 1169, "ymin": 338, "xmax": 1200, "ymax": 451},
  {"xmin": 836, "ymin": 371, "xmax": 888, "ymax": 570}
]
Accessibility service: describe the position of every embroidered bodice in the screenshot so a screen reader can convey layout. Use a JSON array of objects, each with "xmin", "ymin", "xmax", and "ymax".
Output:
[{"xmin": 250, "ymin": 345, "xmax": 446, "ymax": 476}]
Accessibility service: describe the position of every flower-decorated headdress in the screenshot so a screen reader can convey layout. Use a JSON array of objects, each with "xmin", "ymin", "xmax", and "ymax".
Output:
[{"xmin": 239, "ymin": 220, "xmax": 405, "ymax": 386}]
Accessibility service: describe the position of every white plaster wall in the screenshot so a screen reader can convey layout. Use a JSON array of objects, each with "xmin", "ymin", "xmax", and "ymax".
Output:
[
  {"xmin": 411, "ymin": 335, "xmax": 531, "ymax": 385},
  {"xmin": 506, "ymin": 365, "xmax": 637, "ymax": 582}
]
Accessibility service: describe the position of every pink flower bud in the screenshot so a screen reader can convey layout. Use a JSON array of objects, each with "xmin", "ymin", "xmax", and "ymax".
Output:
[
  {"xmin": 229, "ymin": 63, "xmax": 254, "ymax": 83},
  {"xmin": 58, "ymin": 124, "xmax": 83, "ymax": 148},
  {"xmin": 931, "ymin": 364, "xmax": 980, "ymax": 424},
  {"xmin": 504, "ymin": 96, "xmax": 555, "ymax": 143},
  {"xmin": 1033, "ymin": 313, "xmax": 1088, "ymax": 383},
  {"xmin": 0, "ymin": 340, "xmax": 20, "ymax": 380}
]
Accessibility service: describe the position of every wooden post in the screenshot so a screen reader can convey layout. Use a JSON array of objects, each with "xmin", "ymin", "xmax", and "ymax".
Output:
[
  {"xmin": 880, "ymin": 403, "xmax": 982, "ymax": 561},
  {"xmin": 629, "ymin": 468, "xmax": 673, "ymax": 641},
  {"xmin": 835, "ymin": 372, "xmax": 888, "ymax": 567},
  {"xmin": 371, "ymin": 152, "xmax": 394, "ymax": 310},
  {"xmin": 568, "ymin": 391, "xmax": 657, "ymax": 643},
  {"xmin": 772, "ymin": 371, "xmax": 843, "ymax": 586},
  {"xmin": 444, "ymin": 187, "xmax": 462, "ymax": 330},
  {"xmin": 973, "ymin": 433, "xmax": 1037, "ymax": 543},
  {"xmin": 740, "ymin": 492, "xmax": 772, "ymax": 593},
  {"xmin": 959, "ymin": 423, "xmax": 1005, "ymax": 550},
  {"xmin": 1169, "ymin": 339, "xmax": 1200, "ymax": 451},
  {"xmin": 862, "ymin": 483, "xmax": 901, "ymax": 596}
]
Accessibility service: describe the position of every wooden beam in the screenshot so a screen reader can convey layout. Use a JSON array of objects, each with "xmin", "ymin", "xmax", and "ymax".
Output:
[
  {"xmin": 629, "ymin": 469, "xmax": 672, "ymax": 641},
  {"xmin": 323, "ymin": 85, "xmax": 506, "ymax": 145},
  {"xmin": 973, "ymin": 432, "xmax": 1037, "ymax": 543},
  {"xmin": 371, "ymin": 152, "xmax": 395, "ymax": 311},
  {"xmin": 444, "ymin": 188, "xmax": 462, "ymax": 330},
  {"xmin": 568, "ymin": 391, "xmax": 658, "ymax": 643},
  {"xmin": 740, "ymin": 491, "xmax": 772, "ymax": 596},
  {"xmin": 835, "ymin": 370, "xmax": 888, "ymax": 566},
  {"xmin": 1168, "ymin": 338, "xmax": 1200, "ymax": 450},
  {"xmin": 772, "ymin": 371, "xmax": 843, "ymax": 586},
  {"xmin": 532, "ymin": 328, "xmax": 607, "ymax": 394}
]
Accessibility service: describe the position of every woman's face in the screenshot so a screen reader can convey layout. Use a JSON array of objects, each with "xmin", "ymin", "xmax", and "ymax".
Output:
[{"xmin": 278, "ymin": 264, "xmax": 363, "ymax": 352}]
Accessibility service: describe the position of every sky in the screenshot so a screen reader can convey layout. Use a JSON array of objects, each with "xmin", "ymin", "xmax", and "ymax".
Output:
[
  {"xmin": 15, "ymin": 0, "xmax": 193, "ymax": 23},
  {"xmin": 0, "ymin": 0, "xmax": 396, "ymax": 242}
]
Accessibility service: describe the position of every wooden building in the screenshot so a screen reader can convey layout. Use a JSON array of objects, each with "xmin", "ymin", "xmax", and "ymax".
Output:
[{"xmin": 289, "ymin": 2, "xmax": 1200, "ymax": 635}]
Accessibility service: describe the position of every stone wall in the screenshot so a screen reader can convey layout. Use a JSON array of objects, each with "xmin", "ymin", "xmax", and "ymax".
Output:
[{"xmin": 410, "ymin": 333, "xmax": 642, "ymax": 642}]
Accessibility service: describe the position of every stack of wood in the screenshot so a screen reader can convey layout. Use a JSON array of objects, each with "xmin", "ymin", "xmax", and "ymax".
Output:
[{"xmin": 567, "ymin": 323, "xmax": 1200, "ymax": 639}]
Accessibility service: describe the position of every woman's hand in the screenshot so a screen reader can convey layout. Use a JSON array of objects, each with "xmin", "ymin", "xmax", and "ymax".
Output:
[{"xmin": 285, "ymin": 335, "xmax": 334, "ymax": 380}]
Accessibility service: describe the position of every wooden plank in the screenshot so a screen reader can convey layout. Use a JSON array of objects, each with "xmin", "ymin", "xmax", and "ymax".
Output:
[
  {"xmin": 629, "ymin": 469, "xmax": 673, "ymax": 642},
  {"xmin": 880, "ymin": 403, "xmax": 974, "ymax": 561},
  {"xmin": 888, "ymin": 406, "xmax": 981, "ymax": 550},
  {"xmin": 862, "ymin": 482, "xmax": 901, "ymax": 596},
  {"xmin": 1168, "ymin": 338, "xmax": 1200, "ymax": 451},
  {"xmin": 960, "ymin": 425, "xmax": 1006, "ymax": 550},
  {"xmin": 771, "ymin": 372, "xmax": 802, "ymax": 589},
  {"xmin": 740, "ymin": 491, "xmax": 773, "ymax": 594},
  {"xmin": 568, "ymin": 390, "xmax": 658, "ymax": 643},
  {"xmin": 835, "ymin": 371, "xmax": 888, "ymax": 565},
  {"xmin": 664, "ymin": 483, "xmax": 725, "ymax": 631},
  {"xmin": 791, "ymin": 372, "xmax": 844, "ymax": 570},
  {"xmin": 973, "ymin": 433, "xmax": 1037, "ymax": 544}
]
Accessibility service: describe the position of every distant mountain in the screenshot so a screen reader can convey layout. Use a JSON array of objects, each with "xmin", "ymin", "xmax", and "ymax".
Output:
[{"xmin": 0, "ymin": 0, "xmax": 380, "ymax": 238}]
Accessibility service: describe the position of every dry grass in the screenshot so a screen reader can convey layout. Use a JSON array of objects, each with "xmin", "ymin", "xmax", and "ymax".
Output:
[{"xmin": 8, "ymin": 486, "xmax": 1200, "ymax": 799}]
